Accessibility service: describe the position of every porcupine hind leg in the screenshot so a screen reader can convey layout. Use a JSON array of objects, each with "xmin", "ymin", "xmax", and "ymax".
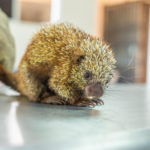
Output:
[
  {"xmin": 18, "ymin": 64, "xmax": 66, "ymax": 105},
  {"xmin": 18, "ymin": 76, "xmax": 66, "ymax": 105},
  {"xmin": 18, "ymin": 66, "xmax": 46, "ymax": 102},
  {"xmin": 18, "ymin": 75, "xmax": 66, "ymax": 105}
]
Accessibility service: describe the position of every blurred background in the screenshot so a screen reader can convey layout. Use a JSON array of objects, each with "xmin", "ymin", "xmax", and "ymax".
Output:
[{"xmin": 0, "ymin": 0, "xmax": 150, "ymax": 84}]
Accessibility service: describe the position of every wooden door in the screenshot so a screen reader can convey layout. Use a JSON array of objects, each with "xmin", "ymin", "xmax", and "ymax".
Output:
[{"xmin": 104, "ymin": 2, "xmax": 149, "ymax": 83}]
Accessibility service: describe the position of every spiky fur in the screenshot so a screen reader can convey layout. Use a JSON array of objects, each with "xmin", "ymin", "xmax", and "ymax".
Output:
[{"xmin": 0, "ymin": 22, "xmax": 116, "ymax": 105}]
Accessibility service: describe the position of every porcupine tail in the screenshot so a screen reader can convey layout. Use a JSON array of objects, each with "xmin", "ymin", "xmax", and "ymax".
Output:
[{"xmin": 0, "ymin": 65, "xmax": 18, "ymax": 91}]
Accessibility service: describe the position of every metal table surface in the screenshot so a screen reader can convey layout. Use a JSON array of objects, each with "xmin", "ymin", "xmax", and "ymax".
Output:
[{"xmin": 0, "ymin": 84, "xmax": 150, "ymax": 150}]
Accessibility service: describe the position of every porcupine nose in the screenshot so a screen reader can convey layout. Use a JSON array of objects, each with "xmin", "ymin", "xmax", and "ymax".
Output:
[{"xmin": 85, "ymin": 83, "xmax": 103, "ymax": 99}]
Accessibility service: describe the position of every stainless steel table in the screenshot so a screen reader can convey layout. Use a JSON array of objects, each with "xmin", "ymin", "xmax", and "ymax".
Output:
[{"xmin": 0, "ymin": 84, "xmax": 150, "ymax": 150}]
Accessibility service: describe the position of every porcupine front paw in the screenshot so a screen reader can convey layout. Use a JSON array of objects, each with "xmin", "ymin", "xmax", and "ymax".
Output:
[
  {"xmin": 74, "ymin": 98, "xmax": 95, "ymax": 107},
  {"xmin": 92, "ymin": 99, "xmax": 104, "ymax": 105},
  {"xmin": 41, "ymin": 96, "xmax": 67, "ymax": 105}
]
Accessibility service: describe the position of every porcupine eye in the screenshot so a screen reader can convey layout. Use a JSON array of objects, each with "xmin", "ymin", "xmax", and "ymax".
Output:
[
  {"xmin": 77, "ymin": 56, "xmax": 84, "ymax": 64},
  {"xmin": 84, "ymin": 71, "xmax": 91, "ymax": 79}
]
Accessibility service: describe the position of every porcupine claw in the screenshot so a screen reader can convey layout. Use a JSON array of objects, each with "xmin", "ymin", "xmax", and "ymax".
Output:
[
  {"xmin": 41, "ymin": 96, "xmax": 67, "ymax": 105},
  {"xmin": 74, "ymin": 99, "xmax": 95, "ymax": 107},
  {"xmin": 92, "ymin": 99, "xmax": 104, "ymax": 105}
]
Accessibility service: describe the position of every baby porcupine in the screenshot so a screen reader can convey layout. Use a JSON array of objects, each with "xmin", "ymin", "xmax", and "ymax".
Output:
[{"xmin": 0, "ymin": 22, "xmax": 116, "ymax": 107}]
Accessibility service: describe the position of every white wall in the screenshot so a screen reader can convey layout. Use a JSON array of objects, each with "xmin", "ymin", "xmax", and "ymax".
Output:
[
  {"xmin": 12, "ymin": 0, "xmax": 21, "ymax": 20},
  {"xmin": 60, "ymin": 0, "xmax": 96, "ymax": 35},
  {"xmin": 50, "ymin": 0, "xmax": 61, "ymax": 23},
  {"xmin": 9, "ymin": 20, "xmax": 41, "ymax": 70}
]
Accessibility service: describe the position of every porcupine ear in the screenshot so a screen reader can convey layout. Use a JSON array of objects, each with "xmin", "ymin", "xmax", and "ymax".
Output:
[{"xmin": 72, "ymin": 50, "xmax": 85, "ymax": 64}]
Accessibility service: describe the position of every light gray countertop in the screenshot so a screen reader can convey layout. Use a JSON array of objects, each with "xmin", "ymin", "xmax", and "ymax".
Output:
[{"xmin": 0, "ymin": 84, "xmax": 150, "ymax": 150}]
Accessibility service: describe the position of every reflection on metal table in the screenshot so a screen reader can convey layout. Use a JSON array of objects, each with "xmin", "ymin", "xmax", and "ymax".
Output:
[{"xmin": 0, "ymin": 84, "xmax": 150, "ymax": 150}]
